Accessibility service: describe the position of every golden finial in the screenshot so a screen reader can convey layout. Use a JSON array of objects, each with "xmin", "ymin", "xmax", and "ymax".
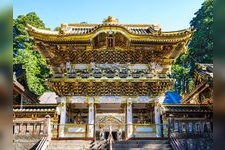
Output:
[{"xmin": 103, "ymin": 16, "xmax": 119, "ymax": 24}]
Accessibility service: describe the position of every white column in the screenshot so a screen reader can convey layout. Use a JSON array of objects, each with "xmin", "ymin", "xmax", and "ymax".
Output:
[
  {"xmin": 45, "ymin": 115, "xmax": 52, "ymax": 140},
  {"xmin": 57, "ymin": 97, "xmax": 66, "ymax": 137},
  {"xmin": 88, "ymin": 103, "xmax": 95, "ymax": 138},
  {"xmin": 154, "ymin": 105, "xmax": 162, "ymax": 137},
  {"xmin": 126, "ymin": 99, "xmax": 133, "ymax": 138}
]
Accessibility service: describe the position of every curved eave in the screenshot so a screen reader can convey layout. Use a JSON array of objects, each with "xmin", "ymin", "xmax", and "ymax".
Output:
[
  {"xmin": 27, "ymin": 24, "xmax": 192, "ymax": 43},
  {"xmin": 13, "ymin": 104, "xmax": 58, "ymax": 109},
  {"xmin": 130, "ymin": 36, "xmax": 190, "ymax": 43},
  {"xmin": 13, "ymin": 110, "xmax": 56, "ymax": 112},
  {"xmin": 161, "ymin": 104, "xmax": 213, "ymax": 113}
]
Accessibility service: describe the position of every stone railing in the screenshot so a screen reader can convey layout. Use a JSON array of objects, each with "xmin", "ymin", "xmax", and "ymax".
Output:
[
  {"xmin": 51, "ymin": 123, "xmax": 94, "ymax": 138},
  {"xmin": 13, "ymin": 115, "xmax": 52, "ymax": 150},
  {"xmin": 169, "ymin": 120, "xmax": 212, "ymax": 136},
  {"xmin": 13, "ymin": 120, "xmax": 48, "ymax": 136},
  {"xmin": 167, "ymin": 117, "xmax": 213, "ymax": 149},
  {"xmin": 132, "ymin": 124, "xmax": 156, "ymax": 138},
  {"xmin": 63, "ymin": 123, "xmax": 86, "ymax": 137}
]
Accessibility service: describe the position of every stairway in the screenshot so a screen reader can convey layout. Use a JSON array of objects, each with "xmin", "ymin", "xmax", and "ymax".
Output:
[
  {"xmin": 46, "ymin": 140, "xmax": 92, "ymax": 150},
  {"xmin": 112, "ymin": 140, "xmax": 173, "ymax": 150},
  {"xmin": 46, "ymin": 139, "xmax": 172, "ymax": 150},
  {"xmin": 13, "ymin": 135, "xmax": 45, "ymax": 150},
  {"xmin": 89, "ymin": 140, "xmax": 109, "ymax": 150}
]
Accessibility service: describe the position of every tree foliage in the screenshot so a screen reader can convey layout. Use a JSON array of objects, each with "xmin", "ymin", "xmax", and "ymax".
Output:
[
  {"xmin": 54, "ymin": 26, "xmax": 61, "ymax": 31},
  {"xmin": 171, "ymin": 53, "xmax": 193, "ymax": 94},
  {"xmin": 189, "ymin": 0, "xmax": 213, "ymax": 63},
  {"xmin": 13, "ymin": 12, "xmax": 50, "ymax": 95},
  {"xmin": 171, "ymin": 0, "xmax": 213, "ymax": 94}
]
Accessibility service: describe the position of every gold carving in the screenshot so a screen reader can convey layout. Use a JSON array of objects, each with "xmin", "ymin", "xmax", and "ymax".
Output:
[{"xmin": 103, "ymin": 16, "xmax": 119, "ymax": 24}]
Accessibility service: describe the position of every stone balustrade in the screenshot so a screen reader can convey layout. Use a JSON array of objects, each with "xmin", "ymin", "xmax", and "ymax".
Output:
[
  {"xmin": 168, "ymin": 116, "xmax": 213, "ymax": 150},
  {"xmin": 13, "ymin": 121, "xmax": 47, "ymax": 135},
  {"xmin": 51, "ymin": 123, "xmax": 95, "ymax": 138},
  {"xmin": 132, "ymin": 123, "xmax": 157, "ymax": 137},
  {"xmin": 13, "ymin": 116, "xmax": 52, "ymax": 150},
  {"xmin": 13, "ymin": 115, "xmax": 52, "ymax": 136}
]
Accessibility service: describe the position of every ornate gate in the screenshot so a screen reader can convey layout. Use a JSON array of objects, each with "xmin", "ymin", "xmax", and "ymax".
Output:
[{"xmin": 95, "ymin": 113, "xmax": 125, "ymax": 141}]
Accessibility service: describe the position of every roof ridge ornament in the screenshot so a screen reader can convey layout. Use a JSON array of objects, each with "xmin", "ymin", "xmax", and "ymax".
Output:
[{"xmin": 103, "ymin": 16, "xmax": 119, "ymax": 24}]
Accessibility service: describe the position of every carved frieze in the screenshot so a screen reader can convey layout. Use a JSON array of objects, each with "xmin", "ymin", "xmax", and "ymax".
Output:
[{"xmin": 47, "ymin": 80, "xmax": 173, "ymax": 97}]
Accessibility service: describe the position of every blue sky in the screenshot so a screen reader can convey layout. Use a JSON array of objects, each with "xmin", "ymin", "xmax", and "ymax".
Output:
[
  {"xmin": 0, "ymin": 0, "xmax": 11, "ymax": 10},
  {"xmin": 13, "ymin": 0, "xmax": 204, "ymax": 31}
]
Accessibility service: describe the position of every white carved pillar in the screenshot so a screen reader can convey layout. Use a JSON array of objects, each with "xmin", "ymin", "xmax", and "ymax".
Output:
[
  {"xmin": 126, "ymin": 99, "xmax": 133, "ymax": 138},
  {"xmin": 88, "ymin": 101, "xmax": 95, "ymax": 138},
  {"xmin": 57, "ymin": 97, "xmax": 67, "ymax": 137},
  {"xmin": 45, "ymin": 115, "xmax": 52, "ymax": 139},
  {"xmin": 155, "ymin": 105, "xmax": 162, "ymax": 137}
]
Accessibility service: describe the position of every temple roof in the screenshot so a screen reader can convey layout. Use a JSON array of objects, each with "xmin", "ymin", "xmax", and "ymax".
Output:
[
  {"xmin": 27, "ymin": 16, "xmax": 192, "ymax": 43},
  {"xmin": 39, "ymin": 91, "xmax": 58, "ymax": 104},
  {"xmin": 13, "ymin": 75, "xmax": 24, "ymax": 92},
  {"xmin": 13, "ymin": 104, "xmax": 58, "ymax": 119},
  {"xmin": 196, "ymin": 63, "xmax": 213, "ymax": 78},
  {"xmin": 161, "ymin": 104, "xmax": 213, "ymax": 113},
  {"xmin": 58, "ymin": 23, "xmax": 161, "ymax": 35},
  {"xmin": 13, "ymin": 104, "xmax": 57, "ymax": 112},
  {"xmin": 26, "ymin": 17, "xmax": 193, "ymax": 68},
  {"xmin": 26, "ymin": 17, "xmax": 193, "ymax": 97},
  {"xmin": 13, "ymin": 73, "xmax": 38, "ymax": 104},
  {"xmin": 182, "ymin": 63, "xmax": 213, "ymax": 104}
]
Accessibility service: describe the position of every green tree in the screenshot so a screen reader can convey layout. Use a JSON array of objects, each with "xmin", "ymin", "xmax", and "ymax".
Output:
[
  {"xmin": 172, "ymin": 0, "xmax": 213, "ymax": 94},
  {"xmin": 189, "ymin": 0, "xmax": 213, "ymax": 63},
  {"xmin": 171, "ymin": 53, "xmax": 191, "ymax": 94},
  {"xmin": 13, "ymin": 12, "xmax": 50, "ymax": 95},
  {"xmin": 54, "ymin": 26, "xmax": 61, "ymax": 31}
]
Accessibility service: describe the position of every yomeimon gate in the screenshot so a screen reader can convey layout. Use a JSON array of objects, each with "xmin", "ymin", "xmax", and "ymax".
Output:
[{"xmin": 27, "ymin": 16, "xmax": 192, "ymax": 140}]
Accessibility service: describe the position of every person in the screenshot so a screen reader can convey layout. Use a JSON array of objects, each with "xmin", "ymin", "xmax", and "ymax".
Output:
[
  {"xmin": 99, "ymin": 127, "xmax": 105, "ymax": 141},
  {"xmin": 117, "ymin": 128, "xmax": 122, "ymax": 141}
]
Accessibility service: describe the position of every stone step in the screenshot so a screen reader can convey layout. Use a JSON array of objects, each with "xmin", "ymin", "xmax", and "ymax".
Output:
[
  {"xmin": 112, "ymin": 148, "xmax": 172, "ymax": 150},
  {"xmin": 48, "ymin": 143, "xmax": 90, "ymax": 145},
  {"xmin": 47, "ymin": 146, "xmax": 89, "ymax": 148},
  {"xmin": 47, "ymin": 144, "xmax": 90, "ymax": 147},
  {"xmin": 49, "ymin": 141, "xmax": 91, "ymax": 143},
  {"xmin": 113, "ymin": 144, "xmax": 171, "ymax": 148},
  {"xmin": 47, "ymin": 145, "xmax": 90, "ymax": 147},
  {"xmin": 114, "ymin": 140, "xmax": 169, "ymax": 145},
  {"xmin": 46, "ymin": 140, "xmax": 172, "ymax": 150},
  {"xmin": 13, "ymin": 142, "xmax": 39, "ymax": 150},
  {"xmin": 46, "ymin": 148, "xmax": 88, "ymax": 150},
  {"xmin": 46, "ymin": 140, "xmax": 91, "ymax": 150},
  {"xmin": 112, "ymin": 140, "xmax": 172, "ymax": 150},
  {"xmin": 47, "ymin": 147, "xmax": 89, "ymax": 150}
]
